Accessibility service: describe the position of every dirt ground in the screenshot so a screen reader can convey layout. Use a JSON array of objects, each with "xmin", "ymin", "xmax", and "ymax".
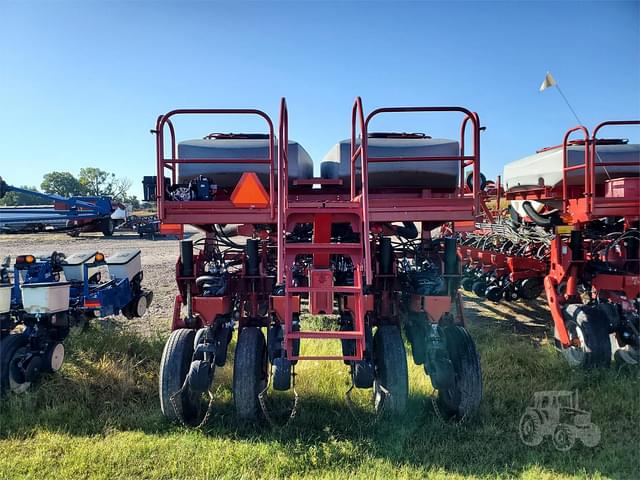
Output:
[{"xmin": 0, "ymin": 231, "xmax": 555, "ymax": 341}]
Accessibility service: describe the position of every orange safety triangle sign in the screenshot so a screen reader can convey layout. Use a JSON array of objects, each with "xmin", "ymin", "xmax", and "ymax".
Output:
[{"xmin": 230, "ymin": 172, "xmax": 270, "ymax": 208}]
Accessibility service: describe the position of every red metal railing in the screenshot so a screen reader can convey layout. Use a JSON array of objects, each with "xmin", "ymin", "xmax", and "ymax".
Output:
[
  {"xmin": 561, "ymin": 126, "xmax": 590, "ymax": 214},
  {"xmin": 562, "ymin": 120, "xmax": 639, "ymax": 215},
  {"xmin": 155, "ymin": 108, "xmax": 276, "ymax": 220},
  {"xmin": 460, "ymin": 112, "xmax": 481, "ymax": 197},
  {"xmin": 590, "ymin": 120, "xmax": 640, "ymax": 214},
  {"xmin": 351, "ymin": 97, "xmax": 482, "ymax": 283},
  {"xmin": 350, "ymin": 98, "xmax": 372, "ymax": 283},
  {"xmin": 154, "ymin": 116, "xmax": 178, "ymax": 184}
]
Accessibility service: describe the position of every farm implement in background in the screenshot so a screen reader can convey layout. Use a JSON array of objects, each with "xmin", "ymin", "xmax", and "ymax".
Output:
[
  {"xmin": 0, "ymin": 249, "xmax": 153, "ymax": 395},
  {"xmin": 458, "ymin": 220, "xmax": 550, "ymax": 302},
  {"xmin": 0, "ymin": 177, "xmax": 121, "ymax": 236},
  {"xmin": 458, "ymin": 121, "xmax": 640, "ymax": 368},
  {"xmin": 116, "ymin": 212, "xmax": 184, "ymax": 240}
]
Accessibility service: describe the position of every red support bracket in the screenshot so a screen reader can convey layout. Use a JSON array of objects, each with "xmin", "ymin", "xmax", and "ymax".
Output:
[{"xmin": 544, "ymin": 276, "xmax": 571, "ymax": 347}]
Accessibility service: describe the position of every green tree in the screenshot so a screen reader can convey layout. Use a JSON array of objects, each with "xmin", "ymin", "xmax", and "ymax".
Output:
[
  {"xmin": 0, "ymin": 185, "xmax": 47, "ymax": 206},
  {"xmin": 78, "ymin": 167, "xmax": 133, "ymax": 203},
  {"xmin": 41, "ymin": 171, "xmax": 85, "ymax": 197},
  {"xmin": 112, "ymin": 177, "xmax": 133, "ymax": 202},
  {"xmin": 123, "ymin": 194, "xmax": 140, "ymax": 210},
  {"xmin": 78, "ymin": 167, "xmax": 116, "ymax": 196}
]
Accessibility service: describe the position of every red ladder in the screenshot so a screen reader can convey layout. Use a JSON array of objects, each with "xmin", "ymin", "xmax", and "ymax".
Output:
[
  {"xmin": 278, "ymin": 99, "xmax": 368, "ymax": 361},
  {"xmin": 281, "ymin": 205, "xmax": 367, "ymax": 361}
]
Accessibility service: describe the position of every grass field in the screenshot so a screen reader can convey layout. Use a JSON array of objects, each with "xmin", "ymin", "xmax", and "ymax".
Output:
[{"xmin": 1, "ymin": 305, "xmax": 639, "ymax": 479}]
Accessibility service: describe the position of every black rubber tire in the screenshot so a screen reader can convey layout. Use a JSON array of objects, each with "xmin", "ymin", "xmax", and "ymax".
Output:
[
  {"xmin": 352, "ymin": 360, "xmax": 375, "ymax": 389},
  {"xmin": 42, "ymin": 342, "xmax": 65, "ymax": 373},
  {"xmin": 122, "ymin": 302, "xmax": 134, "ymax": 320},
  {"xmin": 461, "ymin": 277, "xmax": 475, "ymax": 292},
  {"xmin": 144, "ymin": 290, "xmax": 154, "ymax": 307},
  {"xmin": 291, "ymin": 314, "xmax": 301, "ymax": 364},
  {"xmin": 101, "ymin": 218, "xmax": 115, "ymax": 237},
  {"xmin": 272, "ymin": 356, "xmax": 291, "ymax": 391},
  {"xmin": 267, "ymin": 323, "xmax": 283, "ymax": 363},
  {"xmin": 159, "ymin": 329, "xmax": 201, "ymax": 425},
  {"xmin": 192, "ymin": 328, "xmax": 207, "ymax": 361},
  {"xmin": 373, "ymin": 325, "xmax": 408, "ymax": 416},
  {"xmin": 561, "ymin": 304, "xmax": 611, "ymax": 368},
  {"xmin": 436, "ymin": 325, "xmax": 483, "ymax": 420},
  {"xmin": 485, "ymin": 285, "xmax": 503, "ymax": 303},
  {"xmin": 233, "ymin": 327, "xmax": 268, "ymax": 422},
  {"xmin": 466, "ymin": 171, "xmax": 487, "ymax": 192},
  {"xmin": 611, "ymin": 333, "xmax": 640, "ymax": 366},
  {"xmin": 406, "ymin": 312, "xmax": 427, "ymax": 365},
  {"xmin": 503, "ymin": 287, "xmax": 519, "ymax": 302},
  {"xmin": 133, "ymin": 295, "xmax": 148, "ymax": 317},
  {"xmin": 186, "ymin": 359, "xmax": 212, "ymax": 393},
  {"xmin": 519, "ymin": 277, "xmax": 544, "ymax": 300},
  {"xmin": 472, "ymin": 281, "xmax": 487, "ymax": 298},
  {"xmin": 214, "ymin": 324, "xmax": 232, "ymax": 367},
  {"xmin": 340, "ymin": 312, "xmax": 356, "ymax": 365},
  {"xmin": 0, "ymin": 333, "xmax": 29, "ymax": 396}
]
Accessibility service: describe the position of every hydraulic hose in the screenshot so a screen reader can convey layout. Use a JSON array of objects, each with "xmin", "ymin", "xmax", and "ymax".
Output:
[
  {"xmin": 522, "ymin": 201, "xmax": 561, "ymax": 227},
  {"xmin": 394, "ymin": 221, "xmax": 419, "ymax": 240}
]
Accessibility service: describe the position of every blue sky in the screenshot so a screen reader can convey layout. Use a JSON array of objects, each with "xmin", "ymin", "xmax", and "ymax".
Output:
[{"xmin": 2, "ymin": 0, "xmax": 638, "ymax": 198}]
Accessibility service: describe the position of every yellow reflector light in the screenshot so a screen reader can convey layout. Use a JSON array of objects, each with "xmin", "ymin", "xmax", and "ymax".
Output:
[
  {"xmin": 230, "ymin": 172, "xmax": 269, "ymax": 208},
  {"xmin": 95, "ymin": 253, "xmax": 105, "ymax": 262},
  {"xmin": 25, "ymin": 255, "xmax": 35, "ymax": 263}
]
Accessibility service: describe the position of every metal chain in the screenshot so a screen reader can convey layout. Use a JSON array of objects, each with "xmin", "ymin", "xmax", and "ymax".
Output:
[
  {"xmin": 197, "ymin": 388, "xmax": 217, "ymax": 429},
  {"xmin": 344, "ymin": 383, "xmax": 358, "ymax": 418},
  {"xmin": 258, "ymin": 364, "xmax": 299, "ymax": 428},
  {"xmin": 169, "ymin": 377, "xmax": 190, "ymax": 427},
  {"xmin": 169, "ymin": 357, "xmax": 217, "ymax": 429},
  {"xmin": 430, "ymin": 391, "xmax": 470, "ymax": 427},
  {"xmin": 431, "ymin": 393, "xmax": 447, "ymax": 425},
  {"xmin": 344, "ymin": 380, "xmax": 390, "ymax": 425}
]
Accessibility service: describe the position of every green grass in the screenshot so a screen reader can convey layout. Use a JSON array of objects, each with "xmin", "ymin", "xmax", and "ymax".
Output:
[{"xmin": 1, "ymin": 318, "xmax": 639, "ymax": 479}]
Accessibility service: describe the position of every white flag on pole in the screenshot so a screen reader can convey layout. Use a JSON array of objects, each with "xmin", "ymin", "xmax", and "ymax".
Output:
[{"xmin": 539, "ymin": 72, "xmax": 557, "ymax": 92}]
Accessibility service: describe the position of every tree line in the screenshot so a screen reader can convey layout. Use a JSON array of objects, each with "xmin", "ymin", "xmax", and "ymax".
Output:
[{"xmin": 0, "ymin": 168, "xmax": 140, "ymax": 208}]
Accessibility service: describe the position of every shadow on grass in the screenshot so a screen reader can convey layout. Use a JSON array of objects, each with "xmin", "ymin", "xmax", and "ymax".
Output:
[
  {"xmin": 1, "ymin": 321, "xmax": 638, "ymax": 478},
  {"xmin": 462, "ymin": 292, "xmax": 551, "ymax": 343}
]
